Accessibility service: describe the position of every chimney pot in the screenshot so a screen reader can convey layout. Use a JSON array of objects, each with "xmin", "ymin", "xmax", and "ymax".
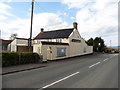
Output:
[
  {"xmin": 41, "ymin": 28, "xmax": 44, "ymax": 32},
  {"xmin": 73, "ymin": 22, "xmax": 78, "ymax": 29}
]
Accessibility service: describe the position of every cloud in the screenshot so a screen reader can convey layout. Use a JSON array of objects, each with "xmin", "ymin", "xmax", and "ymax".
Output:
[
  {"xmin": 61, "ymin": 0, "xmax": 94, "ymax": 9},
  {"xmin": 0, "ymin": 12, "xmax": 68, "ymax": 39},
  {"xmin": 0, "ymin": 15, "xmax": 7, "ymax": 20},
  {"xmin": 33, "ymin": 13, "xmax": 69, "ymax": 36},
  {"xmin": 62, "ymin": 0, "xmax": 118, "ymax": 46},
  {"xmin": 1, "ymin": 1, "xmax": 119, "ymax": 47},
  {"xmin": 0, "ymin": 2, "xmax": 13, "ymax": 16},
  {"xmin": 70, "ymin": 17, "xmax": 75, "ymax": 20}
]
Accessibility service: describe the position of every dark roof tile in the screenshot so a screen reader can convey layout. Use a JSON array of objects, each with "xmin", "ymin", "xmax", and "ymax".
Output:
[{"xmin": 34, "ymin": 28, "xmax": 74, "ymax": 39}]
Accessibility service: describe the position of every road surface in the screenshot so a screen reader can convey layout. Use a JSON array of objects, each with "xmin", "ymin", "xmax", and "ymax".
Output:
[{"xmin": 2, "ymin": 54, "xmax": 118, "ymax": 89}]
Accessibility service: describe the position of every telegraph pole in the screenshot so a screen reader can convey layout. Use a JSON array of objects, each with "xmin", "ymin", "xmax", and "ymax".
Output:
[{"xmin": 29, "ymin": 0, "xmax": 34, "ymax": 51}]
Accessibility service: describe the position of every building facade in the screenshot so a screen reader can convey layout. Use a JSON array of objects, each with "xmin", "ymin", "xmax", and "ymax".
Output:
[
  {"xmin": 0, "ymin": 39, "xmax": 12, "ymax": 51},
  {"xmin": 8, "ymin": 38, "xmax": 33, "ymax": 52},
  {"xmin": 33, "ymin": 22, "xmax": 93, "ymax": 61},
  {"xmin": 7, "ymin": 22, "xmax": 93, "ymax": 61}
]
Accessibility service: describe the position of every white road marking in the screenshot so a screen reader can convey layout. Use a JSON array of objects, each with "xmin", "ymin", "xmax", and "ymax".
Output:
[
  {"xmin": 110, "ymin": 56, "xmax": 113, "ymax": 58},
  {"xmin": 109, "ymin": 54, "xmax": 118, "ymax": 59},
  {"xmin": 103, "ymin": 58, "xmax": 109, "ymax": 61},
  {"xmin": 89, "ymin": 62, "xmax": 101, "ymax": 68},
  {"xmin": 41, "ymin": 54, "xmax": 118, "ymax": 89},
  {"xmin": 42, "ymin": 72, "xmax": 79, "ymax": 89}
]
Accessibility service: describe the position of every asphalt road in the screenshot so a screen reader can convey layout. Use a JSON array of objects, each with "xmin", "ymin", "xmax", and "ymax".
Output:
[{"xmin": 2, "ymin": 53, "xmax": 118, "ymax": 89}]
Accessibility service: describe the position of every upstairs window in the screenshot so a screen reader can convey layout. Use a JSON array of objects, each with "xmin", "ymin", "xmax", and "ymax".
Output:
[{"xmin": 56, "ymin": 39, "xmax": 62, "ymax": 43}]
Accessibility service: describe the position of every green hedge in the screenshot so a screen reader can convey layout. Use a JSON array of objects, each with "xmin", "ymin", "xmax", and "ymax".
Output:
[{"xmin": 2, "ymin": 52, "xmax": 43, "ymax": 67}]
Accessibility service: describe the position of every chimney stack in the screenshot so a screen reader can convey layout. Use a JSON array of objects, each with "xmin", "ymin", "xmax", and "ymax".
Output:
[
  {"xmin": 41, "ymin": 28, "xmax": 44, "ymax": 32},
  {"xmin": 73, "ymin": 22, "xmax": 78, "ymax": 30}
]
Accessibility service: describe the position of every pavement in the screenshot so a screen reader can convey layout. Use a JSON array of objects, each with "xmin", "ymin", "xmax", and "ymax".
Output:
[
  {"xmin": 2, "ymin": 53, "xmax": 119, "ymax": 89},
  {"xmin": 2, "ymin": 63, "xmax": 47, "ymax": 75}
]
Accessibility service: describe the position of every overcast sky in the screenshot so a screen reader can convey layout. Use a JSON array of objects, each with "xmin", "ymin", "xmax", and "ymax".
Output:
[{"xmin": 0, "ymin": 0, "xmax": 119, "ymax": 46}]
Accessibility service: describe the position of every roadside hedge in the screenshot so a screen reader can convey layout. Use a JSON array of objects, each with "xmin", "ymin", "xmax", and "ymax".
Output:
[{"xmin": 2, "ymin": 52, "xmax": 43, "ymax": 67}]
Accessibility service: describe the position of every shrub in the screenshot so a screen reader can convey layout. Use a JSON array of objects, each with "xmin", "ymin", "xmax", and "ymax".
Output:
[
  {"xmin": 105, "ymin": 49, "xmax": 112, "ymax": 53},
  {"xmin": 2, "ymin": 52, "xmax": 42, "ymax": 67}
]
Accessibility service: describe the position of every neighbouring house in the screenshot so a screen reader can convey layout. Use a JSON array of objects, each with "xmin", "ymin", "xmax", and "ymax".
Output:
[
  {"xmin": 106, "ymin": 46, "xmax": 120, "ymax": 53},
  {"xmin": 8, "ymin": 38, "xmax": 33, "ymax": 52},
  {"xmin": 33, "ymin": 22, "xmax": 93, "ymax": 61},
  {"xmin": 0, "ymin": 39, "xmax": 12, "ymax": 51}
]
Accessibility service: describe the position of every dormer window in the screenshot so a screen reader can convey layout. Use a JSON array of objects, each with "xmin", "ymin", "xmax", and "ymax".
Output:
[{"xmin": 56, "ymin": 39, "xmax": 62, "ymax": 43}]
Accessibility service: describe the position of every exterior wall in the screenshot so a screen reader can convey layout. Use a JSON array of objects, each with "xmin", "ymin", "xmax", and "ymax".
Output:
[
  {"xmin": 2, "ymin": 44, "xmax": 8, "ymax": 51},
  {"xmin": 34, "ymin": 38, "xmax": 69, "ymax": 43},
  {"xmin": 8, "ymin": 39, "xmax": 33, "ymax": 52},
  {"xmin": 16, "ymin": 39, "xmax": 28, "ymax": 46},
  {"xmin": 42, "ymin": 45, "xmax": 69, "ymax": 61},
  {"xmin": 69, "ymin": 29, "xmax": 93, "ymax": 57},
  {"xmin": 33, "ymin": 29, "xmax": 93, "ymax": 61},
  {"xmin": 9, "ymin": 39, "xmax": 17, "ymax": 52},
  {"xmin": 17, "ymin": 46, "xmax": 33, "ymax": 52},
  {"xmin": 33, "ymin": 44, "xmax": 69, "ymax": 61},
  {"xmin": 33, "ymin": 43, "xmax": 42, "ymax": 55}
]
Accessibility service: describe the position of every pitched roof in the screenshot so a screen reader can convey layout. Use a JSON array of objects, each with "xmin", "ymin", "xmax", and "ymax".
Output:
[
  {"xmin": 16, "ymin": 38, "xmax": 28, "ymax": 40},
  {"xmin": 41, "ymin": 41, "xmax": 69, "ymax": 46},
  {"xmin": 34, "ymin": 28, "xmax": 74, "ymax": 39},
  {"xmin": 0, "ymin": 39, "xmax": 12, "ymax": 44}
]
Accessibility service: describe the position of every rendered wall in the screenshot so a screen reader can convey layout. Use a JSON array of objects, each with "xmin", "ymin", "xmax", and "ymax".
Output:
[
  {"xmin": 33, "ymin": 29, "xmax": 93, "ymax": 61},
  {"xmin": 69, "ymin": 29, "xmax": 93, "ymax": 57}
]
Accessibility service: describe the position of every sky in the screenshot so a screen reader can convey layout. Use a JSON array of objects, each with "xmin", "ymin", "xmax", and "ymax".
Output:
[{"xmin": 0, "ymin": 0, "xmax": 119, "ymax": 46}]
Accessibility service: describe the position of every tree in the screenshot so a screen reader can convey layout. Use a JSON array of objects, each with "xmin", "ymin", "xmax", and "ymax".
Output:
[
  {"xmin": 94, "ymin": 37, "xmax": 106, "ymax": 52},
  {"xmin": 10, "ymin": 33, "xmax": 18, "ymax": 40},
  {"xmin": 86, "ymin": 37, "xmax": 106, "ymax": 52},
  {"xmin": 86, "ymin": 38, "xmax": 94, "ymax": 46}
]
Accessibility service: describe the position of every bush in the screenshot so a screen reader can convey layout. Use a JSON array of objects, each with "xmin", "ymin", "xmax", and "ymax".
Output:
[
  {"xmin": 2, "ymin": 52, "xmax": 42, "ymax": 67},
  {"xmin": 104, "ymin": 49, "xmax": 112, "ymax": 53}
]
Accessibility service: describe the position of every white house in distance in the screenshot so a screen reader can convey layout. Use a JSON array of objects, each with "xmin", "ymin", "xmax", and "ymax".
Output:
[
  {"xmin": 8, "ymin": 38, "xmax": 33, "ymax": 52},
  {"xmin": 33, "ymin": 22, "xmax": 93, "ymax": 61}
]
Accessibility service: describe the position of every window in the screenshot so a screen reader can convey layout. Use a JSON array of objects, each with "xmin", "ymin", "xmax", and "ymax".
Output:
[
  {"xmin": 83, "ymin": 47, "xmax": 87, "ymax": 52},
  {"xmin": 56, "ymin": 39, "xmax": 62, "ymax": 42},
  {"xmin": 57, "ymin": 47, "xmax": 66, "ymax": 57},
  {"xmin": 47, "ymin": 39, "xmax": 52, "ymax": 42},
  {"xmin": 71, "ymin": 39, "xmax": 81, "ymax": 43}
]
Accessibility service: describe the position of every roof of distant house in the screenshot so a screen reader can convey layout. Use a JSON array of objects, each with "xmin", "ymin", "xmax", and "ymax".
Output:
[
  {"xmin": 0, "ymin": 39, "xmax": 12, "ymax": 44},
  {"xmin": 16, "ymin": 38, "xmax": 29, "ymax": 40},
  {"xmin": 34, "ymin": 28, "xmax": 74, "ymax": 39}
]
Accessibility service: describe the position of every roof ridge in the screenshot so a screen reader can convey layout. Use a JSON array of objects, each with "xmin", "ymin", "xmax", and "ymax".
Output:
[
  {"xmin": 44, "ymin": 28, "xmax": 74, "ymax": 32},
  {"xmin": 34, "ymin": 28, "xmax": 74, "ymax": 39}
]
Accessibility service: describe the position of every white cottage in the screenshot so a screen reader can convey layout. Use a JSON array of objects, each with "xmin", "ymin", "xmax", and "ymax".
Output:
[
  {"xmin": 33, "ymin": 22, "xmax": 93, "ymax": 62},
  {"xmin": 8, "ymin": 38, "xmax": 33, "ymax": 52}
]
